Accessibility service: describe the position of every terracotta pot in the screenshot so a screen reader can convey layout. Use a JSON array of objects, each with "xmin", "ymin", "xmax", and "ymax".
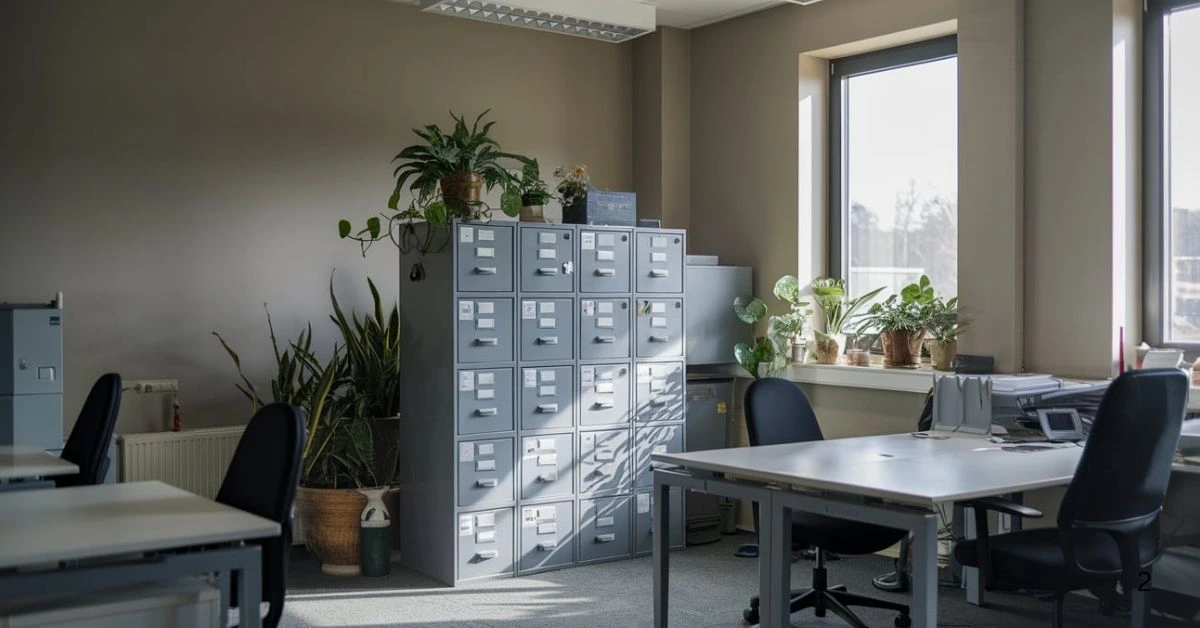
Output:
[
  {"xmin": 296, "ymin": 486, "xmax": 367, "ymax": 576},
  {"xmin": 812, "ymin": 333, "xmax": 845, "ymax": 365},
  {"xmin": 881, "ymin": 329, "xmax": 926, "ymax": 369},
  {"xmin": 519, "ymin": 204, "xmax": 546, "ymax": 222},
  {"xmin": 440, "ymin": 172, "xmax": 483, "ymax": 205},
  {"xmin": 930, "ymin": 339, "xmax": 957, "ymax": 371}
]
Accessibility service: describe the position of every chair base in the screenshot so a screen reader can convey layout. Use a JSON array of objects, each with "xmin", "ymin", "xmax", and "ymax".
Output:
[{"xmin": 743, "ymin": 564, "xmax": 910, "ymax": 628}]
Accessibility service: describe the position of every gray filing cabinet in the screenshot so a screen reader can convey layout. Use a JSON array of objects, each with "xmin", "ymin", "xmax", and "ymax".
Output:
[
  {"xmin": 396, "ymin": 221, "xmax": 686, "ymax": 585},
  {"xmin": 0, "ymin": 303, "xmax": 63, "ymax": 449},
  {"xmin": 683, "ymin": 376, "xmax": 733, "ymax": 545}
]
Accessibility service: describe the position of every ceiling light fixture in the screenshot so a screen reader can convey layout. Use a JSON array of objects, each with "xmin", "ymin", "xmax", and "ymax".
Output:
[{"xmin": 419, "ymin": 0, "xmax": 655, "ymax": 43}]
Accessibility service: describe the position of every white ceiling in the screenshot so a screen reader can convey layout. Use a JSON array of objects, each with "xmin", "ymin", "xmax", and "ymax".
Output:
[{"xmin": 638, "ymin": 0, "xmax": 797, "ymax": 29}]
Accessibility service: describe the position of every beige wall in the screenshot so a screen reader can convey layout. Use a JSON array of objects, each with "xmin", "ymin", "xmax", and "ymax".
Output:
[
  {"xmin": 633, "ymin": 27, "xmax": 690, "ymax": 229},
  {"xmin": 0, "ymin": 0, "xmax": 633, "ymax": 435}
]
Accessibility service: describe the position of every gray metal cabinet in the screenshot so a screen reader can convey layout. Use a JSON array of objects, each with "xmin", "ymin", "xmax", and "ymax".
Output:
[
  {"xmin": 457, "ymin": 437, "xmax": 515, "ymax": 508},
  {"xmin": 519, "ymin": 365, "xmax": 574, "ymax": 431},
  {"xmin": 456, "ymin": 223, "xmax": 514, "ymax": 292},
  {"xmin": 578, "ymin": 363, "xmax": 632, "ymax": 427},
  {"xmin": 456, "ymin": 368, "xmax": 514, "ymax": 436},
  {"xmin": 578, "ymin": 228, "xmax": 632, "ymax": 293},
  {"xmin": 635, "ymin": 361, "xmax": 685, "ymax": 423},
  {"xmin": 634, "ymin": 231, "xmax": 684, "ymax": 294},
  {"xmin": 684, "ymin": 379, "xmax": 732, "ymax": 530},
  {"xmin": 519, "ymin": 226, "xmax": 575, "ymax": 293},
  {"xmin": 578, "ymin": 496, "xmax": 633, "ymax": 563},
  {"xmin": 634, "ymin": 488, "xmax": 685, "ymax": 555},
  {"xmin": 634, "ymin": 424, "xmax": 683, "ymax": 489},
  {"xmin": 634, "ymin": 298, "xmax": 684, "ymax": 358},
  {"xmin": 518, "ymin": 298, "xmax": 574, "ymax": 362},
  {"xmin": 457, "ymin": 298, "xmax": 514, "ymax": 363},
  {"xmin": 457, "ymin": 508, "xmax": 515, "ymax": 580},
  {"xmin": 520, "ymin": 433, "xmax": 574, "ymax": 501},
  {"xmin": 518, "ymin": 501, "xmax": 575, "ymax": 573},
  {"xmin": 578, "ymin": 429, "xmax": 632, "ymax": 496},
  {"xmin": 579, "ymin": 298, "xmax": 631, "ymax": 360}
]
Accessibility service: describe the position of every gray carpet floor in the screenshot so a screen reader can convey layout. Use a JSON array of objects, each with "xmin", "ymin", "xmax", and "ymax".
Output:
[{"xmin": 281, "ymin": 535, "xmax": 1191, "ymax": 627}]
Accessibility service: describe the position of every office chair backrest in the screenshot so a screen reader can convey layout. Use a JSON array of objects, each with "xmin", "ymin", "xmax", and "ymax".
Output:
[
  {"xmin": 1058, "ymin": 368, "xmax": 1188, "ymax": 575},
  {"xmin": 56, "ymin": 373, "xmax": 122, "ymax": 488},
  {"xmin": 744, "ymin": 378, "xmax": 823, "ymax": 447},
  {"xmin": 216, "ymin": 403, "xmax": 306, "ymax": 628}
]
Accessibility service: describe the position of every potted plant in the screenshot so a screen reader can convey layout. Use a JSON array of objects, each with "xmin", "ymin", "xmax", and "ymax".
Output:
[
  {"xmin": 809, "ymin": 277, "xmax": 884, "ymax": 365},
  {"xmin": 927, "ymin": 296, "xmax": 966, "ymax": 371},
  {"xmin": 515, "ymin": 159, "xmax": 552, "ymax": 223},
  {"xmin": 855, "ymin": 275, "xmax": 938, "ymax": 369},
  {"xmin": 732, "ymin": 275, "xmax": 811, "ymax": 377},
  {"xmin": 553, "ymin": 163, "xmax": 590, "ymax": 217},
  {"xmin": 769, "ymin": 275, "xmax": 812, "ymax": 363}
]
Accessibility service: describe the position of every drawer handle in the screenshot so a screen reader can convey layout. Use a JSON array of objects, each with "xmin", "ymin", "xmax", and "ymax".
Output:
[
  {"xmin": 474, "ymin": 338, "xmax": 499, "ymax": 346},
  {"xmin": 475, "ymin": 407, "xmax": 498, "ymax": 417},
  {"xmin": 537, "ymin": 542, "xmax": 557, "ymax": 551},
  {"xmin": 475, "ymin": 478, "xmax": 498, "ymax": 488},
  {"xmin": 473, "ymin": 266, "xmax": 498, "ymax": 275},
  {"xmin": 536, "ymin": 336, "xmax": 559, "ymax": 345},
  {"xmin": 475, "ymin": 550, "xmax": 499, "ymax": 560},
  {"xmin": 649, "ymin": 269, "xmax": 670, "ymax": 278},
  {"xmin": 536, "ymin": 267, "xmax": 559, "ymax": 276},
  {"xmin": 594, "ymin": 534, "xmax": 616, "ymax": 544},
  {"xmin": 595, "ymin": 335, "xmax": 616, "ymax": 344},
  {"xmin": 594, "ymin": 400, "xmax": 615, "ymax": 409},
  {"xmin": 594, "ymin": 268, "xmax": 617, "ymax": 277},
  {"xmin": 649, "ymin": 335, "xmax": 670, "ymax": 343},
  {"xmin": 537, "ymin": 474, "xmax": 556, "ymax": 483},
  {"xmin": 536, "ymin": 403, "xmax": 559, "ymax": 413},
  {"xmin": 650, "ymin": 398, "xmax": 668, "ymax": 407}
]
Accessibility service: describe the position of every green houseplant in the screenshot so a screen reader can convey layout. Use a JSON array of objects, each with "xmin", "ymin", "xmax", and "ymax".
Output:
[
  {"xmin": 515, "ymin": 159, "xmax": 552, "ymax": 223},
  {"xmin": 732, "ymin": 275, "xmax": 812, "ymax": 377},
  {"xmin": 769, "ymin": 275, "xmax": 812, "ymax": 363},
  {"xmin": 927, "ymin": 296, "xmax": 966, "ymax": 371},
  {"xmin": 855, "ymin": 275, "xmax": 939, "ymax": 369},
  {"xmin": 809, "ymin": 277, "xmax": 884, "ymax": 365}
]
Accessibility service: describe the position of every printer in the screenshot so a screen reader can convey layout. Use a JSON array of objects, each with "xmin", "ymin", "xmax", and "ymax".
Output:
[{"xmin": 932, "ymin": 374, "xmax": 1109, "ymax": 441}]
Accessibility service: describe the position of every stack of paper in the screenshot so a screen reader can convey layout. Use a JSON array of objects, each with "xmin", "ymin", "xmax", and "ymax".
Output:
[{"xmin": 988, "ymin": 374, "xmax": 1061, "ymax": 395}]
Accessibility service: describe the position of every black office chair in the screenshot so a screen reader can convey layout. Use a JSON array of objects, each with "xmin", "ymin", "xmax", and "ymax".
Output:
[
  {"xmin": 216, "ymin": 403, "xmax": 306, "ymax": 628},
  {"xmin": 55, "ymin": 373, "xmax": 122, "ymax": 488},
  {"xmin": 742, "ymin": 378, "xmax": 911, "ymax": 627},
  {"xmin": 954, "ymin": 368, "xmax": 1188, "ymax": 628}
]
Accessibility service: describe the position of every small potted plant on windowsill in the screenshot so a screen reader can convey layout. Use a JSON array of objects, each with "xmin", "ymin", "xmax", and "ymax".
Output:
[
  {"xmin": 809, "ymin": 277, "xmax": 883, "ymax": 365},
  {"xmin": 927, "ymin": 296, "xmax": 967, "ymax": 371},
  {"xmin": 855, "ymin": 275, "xmax": 939, "ymax": 369}
]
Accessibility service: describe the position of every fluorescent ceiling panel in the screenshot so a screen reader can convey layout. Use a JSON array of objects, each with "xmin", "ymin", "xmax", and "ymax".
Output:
[{"xmin": 419, "ymin": 0, "xmax": 656, "ymax": 42}]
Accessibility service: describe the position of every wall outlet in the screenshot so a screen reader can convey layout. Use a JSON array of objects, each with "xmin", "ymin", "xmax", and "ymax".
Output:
[{"xmin": 131, "ymin": 379, "xmax": 179, "ymax": 394}]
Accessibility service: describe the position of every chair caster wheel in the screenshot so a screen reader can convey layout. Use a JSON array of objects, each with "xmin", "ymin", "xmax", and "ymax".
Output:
[
  {"xmin": 895, "ymin": 614, "xmax": 912, "ymax": 628},
  {"xmin": 743, "ymin": 608, "xmax": 759, "ymax": 625}
]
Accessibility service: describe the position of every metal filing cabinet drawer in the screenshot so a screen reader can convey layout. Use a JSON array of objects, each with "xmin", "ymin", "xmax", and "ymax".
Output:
[
  {"xmin": 579, "ymin": 496, "xmax": 633, "ymax": 563},
  {"xmin": 579, "ymin": 429, "xmax": 631, "ymax": 496},
  {"xmin": 519, "ymin": 366, "xmax": 574, "ymax": 430},
  {"xmin": 635, "ymin": 298, "xmax": 684, "ymax": 358},
  {"xmin": 456, "ymin": 223, "xmax": 514, "ymax": 292},
  {"xmin": 457, "ymin": 368, "xmax": 514, "ymax": 436},
  {"xmin": 579, "ymin": 298, "xmax": 631, "ymax": 360},
  {"xmin": 634, "ymin": 424, "xmax": 683, "ymax": 488},
  {"xmin": 519, "ymin": 298, "xmax": 574, "ymax": 362},
  {"xmin": 635, "ymin": 362, "xmax": 684, "ymax": 423},
  {"xmin": 635, "ymin": 231, "xmax": 684, "ymax": 293},
  {"xmin": 457, "ymin": 298, "xmax": 514, "ymax": 364},
  {"xmin": 520, "ymin": 433, "xmax": 574, "ymax": 500},
  {"xmin": 519, "ymin": 226, "xmax": 575, "ymax": 293},
  {"xmin": 634, "ymin": 488, "xmax": 685, "ymax": 554},
  {"xmin": 579, "ymin": 229, "xmax": 631, "ymax": 293},
  {"xmin": 457, "ymin": 508, "xmax": 515, "ymax": 580},
  {"xmin": 457, "ymin": 438, "xmax": 515, "ymax": 508},
  {"xmin": 578, "ymin": 363, "xmax": 632, "ymax": 427},
  {"xmin": 519, "ymin": 501, "xmax": 575, "ymax": 573}
]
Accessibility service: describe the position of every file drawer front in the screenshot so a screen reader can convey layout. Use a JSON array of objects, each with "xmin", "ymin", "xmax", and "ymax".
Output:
[
  {"xmin": 635, "ymin": 232, "xmax": 684, "ymax": 293},
  {"xmin": 456, "ymin": 224, "xmax": 514, "ymax": 292},
  {"xmin": 578, "ymin": 429, "xmax": 631, "ymax": 496},
  {"xmin": 635, "ymin": 362, "xmax": 685, "ymax": 423},
  {"xmin": 457, "ymin": 368, "xmax": 514, "ymax": 435},
  {"xmin": 518, "ymin": 501, "xmax": 575, "ymax": 572},
  {"xmin": 578, "ymin": 496, "xmax": 632, "ymax": 563},
  {"xmin": 520, "ymin": 433, "xmax": 575, "ymax": 501},
  {"xmin": 518, "ymin": 298, "xmax": 574, "ymax": 362},
  {"xmin": 457, "ymin": 507, "xmax": 515, "ymax": 580},
  {"xmin": 634, "ymin": 298, "xmax": 683, "ymax": 358},
  {"xmin": 519, "ymin": 226, "xmax": 575, "ymax": 293},
  {"xmin": 519, "ymin": 366, "xmax": 574, "ymax": 430},
  {"xmin": 457, "ymin": 298, "xmax": 514, "ymax": 363},
  {"xmin": 578, "ymin": 363, "xmax": 632, "ymax": 427},
  {"xmin": 634, "ymin": 424, "xmax": 683, "ymax": 488},
  {"xmin": 579, "ymin": 229, "xmax": 631, "ymax": 293},
  {"xmin": 457, "ymin": 438, "xmax": 515, "ymax": 508},
  {"xmin": 579, "ymin": 298, "xmax": 631, "ymax": 360},
  {"xmin": 634, "ymin": 488, "xmax": 685, "ymax": 555}
]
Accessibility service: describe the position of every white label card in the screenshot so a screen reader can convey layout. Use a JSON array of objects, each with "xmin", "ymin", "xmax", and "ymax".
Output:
[
  {"xmin": 652, "ymin": 236, "xmax": 668, "ymax": 247},
  {"xmin": 581, "ymin": 300, "xmax": 595, "ymax": 316},
  {"xmin": 478, "ymin": 302, "xmax": 495, "ymax": 315},
  {"xmin": 598, "ymin": 301, "xmax": 615, "ymax": 314},
  {"xmin": 477, "ymin": 443, "xmax": 494, "ymax": 456},
  {"xmin": 476, "ymin": 512, "xmax": 496, "ymax": 527},
  {"xmin": 459, "ymin": 443, "xmax": 474, "ymax": 463},
  {"xmin": 651, "ymin": 302, "xmax": 667, "ymax": 314},
  {"xmin": 459, "ymin": 514, "xmax": 474, "ymax": 536},
  {"xmin": 650, "ymin": 379, "xmax": 666, "ymax": 393},
  {"xmin": 596, "ymin": 250, "xmax": 615, "ymax": 262},
  {"xmin": 539, "ymin": 232, "xmax": 556, "ymax": 244},
  {"xmin": 538, "ymin": 318, "xmax": 556, "ymax": 329},
  {"xmin": 523, "ymin": 508, "xmax": 538, "ymax": 527},
  {"xmin": 653, "ymin": 444, "xmax": 667, "ymax": 455},
  {"xmin": 537, "ymin": 454, "xmax": 557, "ymax": 467},
  {"xmin": 477, "ymin": 372, "xmax": 495, "ymax": 385},
  {"xmin": 637, "ymin": 493, "xmax": 651, "ymax": 514},
  {"xmin": 540, "ymin": 370, "xmax": 556, "ymax": 383},
  {"xmin": 539, "ymin": 302, "xmax": 555, "ymax": 314},
  {"xmin": 459, "ymin": 371, "xmax": 475, "ymax": 392},
  {"xmin": 476, "ymin": 318, "xmax": 494, "ymax": 330},
  {"xmin": 459, "ymin": 301, "xmax": 475, "ymax": 321},
  {"xmin": 581, "ymin": 232, "xmax": 596, "ymax": 250},
  {"xmin": 537, "ymin": 523, "xmax": 557, "ymax": 535},
  {"xmin": 522, "ymin": 301, "xmax": 536, "ymax": 319},
  {"xmin": 538, "ymin": 248, "xmax": 556, "ymax": 260},
  {"xmin": 537, "ymin": 438, "xmax": 557, "ymax": 450},
  {"xmin": 651, "ymin": 252, "xmax": 668, "ymax": 263},
  {"xmin": 597, "ymin": 516, "xmax": 615, "ymax": 528},
  {"xmin": 476, "ymin": 530, "xmax": 495, "ymax": 543},
  {"xmin": 597, "ymin": 317, "xmax": 614, "ymax": 329},
  {"xmin": 459, "ymin": 227, "xmax": 474, "ymax": 243},
  {"xmin": 478, "ymin": 229, "xmax": 494, "ymax": 242},
  {"xmin": 598, "ymin": 233, "xmax": 615, "ymax": 247},
  {"xmin": 537, "ymin": 507, "xmax": 557, "ymax": 520},
  {"xmin": 476, "ymin": 388, "xmax": 495, "ymax": 400},
  {"xmin": 524, "ymin": 368, "xmax": 537, "ymax": 388},
  {"xmin": 539, "ymin": 385, "xmax": 557, "ymax": 397},
  {"xmin": 595, "ymin": 382, "xmax": 614, "ymax": 394},
  {"xmin": 651, "ymin": 317, "xmax": 667, "ymax": 328},
  {"xmin": 476, "ymin": 247, "xmax": 495, "ymax": 259},
  {"xmin": 475, "ymin": 459, "xmax": 496, "ymax": 471},
  {"xmin": 581, "ymin": 367, "xmax": 595, "ymax": 386}
]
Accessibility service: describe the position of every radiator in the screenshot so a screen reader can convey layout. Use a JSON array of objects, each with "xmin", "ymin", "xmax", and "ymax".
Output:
[{"xmin": 117, "ymin": 426, "xmax": 245, "ymax": 499}]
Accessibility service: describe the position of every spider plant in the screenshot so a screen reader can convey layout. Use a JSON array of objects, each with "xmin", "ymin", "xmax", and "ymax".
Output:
[{"xmin": 810, "ymin": 277, "xmax": 885, "ymax": 338}]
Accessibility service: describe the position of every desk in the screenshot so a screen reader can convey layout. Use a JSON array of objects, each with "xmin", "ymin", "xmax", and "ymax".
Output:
[
  {"xmin": 651, "ymin": 433, "xmax": 1088, "ymax": 628},
  {"xmin": 0, "ymin": 481, "xmax": 278, "ymax": 628},
  {"xmin": 0, "ymin": 445, "xmax": 77, "ymax": 482}
]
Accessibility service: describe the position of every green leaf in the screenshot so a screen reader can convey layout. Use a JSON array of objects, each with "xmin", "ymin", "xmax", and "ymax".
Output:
[
  {"xmin": 337, "ymin": 220, "xmax": 352, "ymax": 238},
  {"xmin": 387, "ymin": 186, "xmax": 401, "ymax": 210},
  {"xmin": 500, "ymin": 186, "xmax": 521, "ymax": 217},
  {"xmin": 773, "ymin": 275, "xmax": 800, "ymax": 304},
  {"xmin": 366, "ymin": 217, "xmax": 381, "ymax": 239},
  {"xmin": 734, "ymin": 343, "xmax": 757, "ymax": 378},
  {"xmin": 733, "ymin": 296, "xmax": 768, "ymax": 324}
]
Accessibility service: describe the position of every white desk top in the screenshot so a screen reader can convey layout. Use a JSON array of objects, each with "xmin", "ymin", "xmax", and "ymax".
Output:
[
  {"xmin": 0, "ymin": 445, "xmax": 78, "ymax": 481},
  {"xmin": 0, "ymin": 481, "xmax": 280, "ymax": 569}
]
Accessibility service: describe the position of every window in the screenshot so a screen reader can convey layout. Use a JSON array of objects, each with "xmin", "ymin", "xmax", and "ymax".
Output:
[
  {"xmin": 1147, "ymin": 0, "xmax": 1200, "ymax": 349},
  {"xmin": 829, "ymin": 36, "xmax": 958, "ymax": 301}
]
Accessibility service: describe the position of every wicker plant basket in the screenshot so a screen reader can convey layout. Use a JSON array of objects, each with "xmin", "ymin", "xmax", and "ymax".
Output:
[{"xmin": 296, "ymin": 486, "xmax": 368, "ymax": 576}]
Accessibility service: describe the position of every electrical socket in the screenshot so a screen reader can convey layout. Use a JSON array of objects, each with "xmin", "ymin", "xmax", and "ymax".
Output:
[{"xmin": 131, "ymin": 379, "xmax": 179, "ymax": 394}]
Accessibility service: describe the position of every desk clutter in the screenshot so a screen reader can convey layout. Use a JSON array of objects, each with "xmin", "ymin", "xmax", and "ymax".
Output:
[{"xmin": 395, "ymin": 222, "xmax": 688, "ymax": 585}]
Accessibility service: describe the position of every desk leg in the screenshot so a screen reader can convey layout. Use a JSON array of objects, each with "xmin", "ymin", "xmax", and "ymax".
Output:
[
  {"xmin": 911, "ymin": 513, "xmax": 939, "ymax": 628},
  {"xmin": 962, "ymin": 506, "xmax": 983, "ymax": 606},
  {"xmin": 653, "ymin": 476, "xmax": 670, "ymax": 628},
  {"xmin": 764, "ymin": 493, "xmax": 791, "ymax": 628},
  {"xmin": 235, "ymin": 545, "xmax": 263, "ymax": 628},
  {"xmin": 215, "ymin": 570, "xmax": 231, "ymax": 626}
]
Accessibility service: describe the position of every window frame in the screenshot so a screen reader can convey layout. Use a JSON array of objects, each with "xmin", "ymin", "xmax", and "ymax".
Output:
[
  {"xmin": 827, "ymin": 35, "xmax": 959, "ymax": 287},
  {"xmin": 1144, "ymin": 0, "xmax": 1200, "ymax": 351}
]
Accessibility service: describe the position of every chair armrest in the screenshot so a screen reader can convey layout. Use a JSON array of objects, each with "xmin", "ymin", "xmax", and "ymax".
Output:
[{"xmin": 961, "ymin": 497, "xmax": 1044, "ymax": 520}]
